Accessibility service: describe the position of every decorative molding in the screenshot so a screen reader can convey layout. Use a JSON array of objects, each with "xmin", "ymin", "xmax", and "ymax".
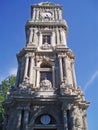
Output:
[{"xmin": 40, "ymin": 43, "xmax": 52, "ymax": 50}]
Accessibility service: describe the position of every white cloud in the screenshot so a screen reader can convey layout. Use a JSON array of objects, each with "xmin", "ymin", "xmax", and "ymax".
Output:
[{"xmin": 84, "ymin": 70, "xmax": 98, "ymax": 92}]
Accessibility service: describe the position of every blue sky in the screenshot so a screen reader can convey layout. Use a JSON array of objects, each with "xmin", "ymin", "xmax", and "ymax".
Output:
[{"xmin": 0, "ymin": 0, "xmax": 97, "ymax": 129}]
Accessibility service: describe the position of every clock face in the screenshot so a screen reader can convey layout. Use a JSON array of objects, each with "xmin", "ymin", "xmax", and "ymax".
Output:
[
  {"xmin": 40, "ymin": 115, "xmax": 51, "ymax": 125},
  {"xmin": 41, "ymin": 12, "xmax": 52, "ymax": 18}
]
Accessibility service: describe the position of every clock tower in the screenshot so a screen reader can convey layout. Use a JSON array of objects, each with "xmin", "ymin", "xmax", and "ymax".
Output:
[{"xmin": 3, "ymin": 2, "xmax": 89, "ymax": 130}]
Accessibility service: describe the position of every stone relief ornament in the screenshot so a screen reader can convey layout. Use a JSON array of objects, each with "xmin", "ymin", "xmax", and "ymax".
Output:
[
  {"xmin": 60, "ymin": 77, "xmax": 72, "ymax": 95},
  {"xmin": 74, "ymin": 107, "xmax": 83, "ymax": 128},
  {"xmin": 74, "ymin": 87, "xmax": 85, "ymax": 101},
  {"xmin": 41, "ymin": 43, "xmax": 52, "ymax": 50},
  {"xmin": 40, "ymin": 77, "xmax": 53, "ymax": 91}
]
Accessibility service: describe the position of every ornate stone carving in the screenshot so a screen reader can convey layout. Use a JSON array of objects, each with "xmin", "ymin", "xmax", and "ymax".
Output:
[
  {"xmin": 60, "ymin": 77, "xmax": 74, "ymax": 95},
  {"xmin": 41, "ymin": 43, "xmax": 52, "ymax": 50},
  {"xmin": 74, "ymin": 107, "xmax": 83, "ymax": 128},
  {"xmin": 40, "ymin": 77, "xmax": 53, "ymax": 91},
  {"xmin": 73, "ymin": 87, "xmax": 85, "ymax": 101}
]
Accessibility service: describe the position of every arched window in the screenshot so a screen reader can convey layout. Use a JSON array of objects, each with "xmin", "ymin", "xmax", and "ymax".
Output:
[{"xmin": 35, "ymin": 114, "xmax": 56, "ymax": 125}]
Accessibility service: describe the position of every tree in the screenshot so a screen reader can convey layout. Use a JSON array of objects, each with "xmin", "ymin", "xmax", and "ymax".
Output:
[{"xmin": 0, "ymin": 75, "xmax": 16, "ymax": 129}]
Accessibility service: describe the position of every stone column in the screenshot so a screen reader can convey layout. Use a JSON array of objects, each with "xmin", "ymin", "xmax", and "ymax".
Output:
[
  {"xmin": 64, "ymin": 56, "xmax": 68, "ymax": 78},
  {"xmin": 71, "ymin": 60, "xmax": 77, "ymax": 88},
  {"xmin": 35, "ymin": 9, "xmax": 37, "ymax": 20},
  {"xmin": 63, "ymin": 110, "xmax": 68, "ymax": 130},
  {"xmin": 56, "ymin": 28, "xmax": 60, "ymax": 45},
  {"xmin": 39, "ymin": 32, "xmax": 42, "ymax": 46},
  {"xmin": 29, "ymin": 28, "xmax": 33, "ymax": 44},
  {"xmin": 32, "ymin": 8, "xmax": 35, "ymax": 20},
  {"xmin": 59, "ymin": 56, "xmax": 63, "ymax": 82},
  {"xmin": 36, "ymin": 9, "xmax": 39, "ymax": 20},
  {"xmin": 55, "ymin": 8, "xmax": 58, "ymax": 20},
  {"xmin": 64, "ymin": 56, "xmax": 71, "ymax": 85},
  {"xmin": 36, "ymin": 69, "xmax": 40, "ymax": 88},
  {"xmin": 65, "ymin": 33, "xmax": 68, "ymax": 47},
  {"xmin": 24, "ymin": 55, "xmax": 29, "ymax": 80},
  {"xmin": 52, "ymin": 65, "xmax": 55, "ymax": 88},
  {"xmin": 51, "ymin": 31, "xmax": 55, "ymax": 46},
  {"xmin": 33, "ymin": 29, "xmax": 37, "ymax": 45},
  {"xmin": 29, "ymin": 55, "xmax": 34, "ymax": 84},
  {"xmin": 26, "ymin": 29, "xmax": 30, "ymax": 43},
  {"xmin": 20, "ymin": 58, "xmax": 25, "ymax": 83},
  {"xmin": 61, "ymin": 29, "xmax": 66, "ymax": 45},
  {"xmin": 57, "ymin": 8, "xmax": 59, "ymax": 20},
  {"xmin": 70, "ymin": 109, "xmax": 76, "ymax": 130},
  {"xmin": 59, "ymin": 9, "xmax": 62, "ymax": 20},
  {"xmin": 83, "ymin": 110, "xmax": 88, "ymax": 130},
  {"xmin": 23, "ymin": 110, "xmax": 29, "ymax": 130},
  {"xmin": 16, "ymin": 110, "xmax": 22, "ymax": 130}
]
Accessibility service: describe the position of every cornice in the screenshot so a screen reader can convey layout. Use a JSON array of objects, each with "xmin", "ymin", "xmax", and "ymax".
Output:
[
  {"xmin": 31, "ymin": 2, "xmax": 62, "ymax": 9},
  {"xmin": 17, "ymin": 47, "xmax": 37, "ymax": 58},
  {"xmin": 25, "ymin": 20, "xmax": 68, "ymax": 31}
]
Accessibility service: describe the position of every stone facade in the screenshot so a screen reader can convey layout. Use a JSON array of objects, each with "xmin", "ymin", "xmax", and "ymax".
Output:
[{"xmin": 3, "ymin": 2, "xmax": 89, "ymax": 130}]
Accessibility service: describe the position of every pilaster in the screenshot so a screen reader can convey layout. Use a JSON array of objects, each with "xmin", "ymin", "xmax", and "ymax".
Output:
[
  {"xmin": 16, "ymin": 110, "xmax": 22, "ymax": 130},
  {"xmin": 70, "ymin": 109, "xmax": 76, "ymax": 130},
  {"xmin": 23, "ymin": 110, "xmax": 29, "ymax": 130},
  {"xmin": 52, "ymin": 65, "xmax": 55, "ymax": 88},
  {"xmin": 36, "ymin": 68, "xmax": 40, "ymax": 88},
  {"xmin": 28, "ymin": 28, "xmax": 33, "ymax": 43},
  {"xmin": 71, "ymin": 59, "xmax": 77, "ymax": 88},
  {"xmin": 32, "ymin": 8, "xmax": 36, "ymax": 20},
  {"xmin": 51, "ymin": 30, "xmax": 55, "ymax": 46},
  {"xmin": 54, "ymin": 8, "xmax": 58, "ymax": 20},
  {"xmin": 63, "ymin": 110, "xmax": 68, "ymax": 130},
  {"xmin": 58, "ymin": 55, "xmax": 63, "ymax": 82},
  {"xmin": 24, "ymin": 54, "xmax": 29, "ymax": 80},
  {"xmin": 60, "ymin": 28, "xmax": 66, "ymax": 45},
  {"xmin": 63, "ymin": 55, "xmax": 67, "ymax": 78},
  {"xmin": 33, "ymin": 29, "xmax": 38, "ymax": 45},
  {"xmin": 83, "ymin": 110, "xmax": 88, "ymax": 130},
  {"xmin": 56, "ymin": 27, "xmax": 60, "ymax": 45},
  {"xmin": 29, "ymin": 54, "xmax": 35, "ymax": 84},
  {"xmin": 39, "ymin": 32, "xmax": 42, "ymax": 46}
]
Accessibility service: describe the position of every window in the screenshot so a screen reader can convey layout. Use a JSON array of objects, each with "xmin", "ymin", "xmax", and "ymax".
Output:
[
  {"xmin": 40, "ymin": 72, "xmax": 52, "ymax": 82},
  {"xmin": 40, "ymin": 63, "xmax": 52, "ymax": 82},
  {"xmin": 43, "ymin": 35, "xmax": 51, "ymax": 44}
]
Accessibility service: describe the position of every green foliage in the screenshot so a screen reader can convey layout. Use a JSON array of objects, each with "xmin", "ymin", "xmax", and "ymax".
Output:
[{"xmin": 0, "ymin": 75, "xmax": 16, "ymax": 129}]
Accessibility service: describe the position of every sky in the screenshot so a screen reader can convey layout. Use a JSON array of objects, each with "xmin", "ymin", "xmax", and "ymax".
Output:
[{"xmin": 0, "ymin": 0, "xmax": 97, "ymax": 129}]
